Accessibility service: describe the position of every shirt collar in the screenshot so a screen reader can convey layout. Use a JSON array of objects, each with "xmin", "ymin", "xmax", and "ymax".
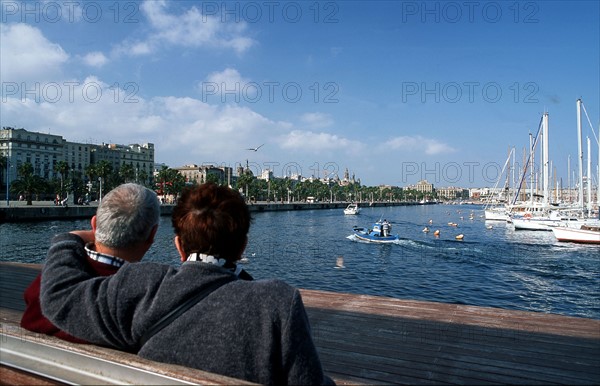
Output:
[{"xmin": 85, "ymin": 243, "xmax": 126, "ymax": 268}]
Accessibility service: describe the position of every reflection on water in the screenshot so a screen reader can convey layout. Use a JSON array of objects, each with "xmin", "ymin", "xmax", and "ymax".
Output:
[{"xmin": 1, "ymin": 205, "xmax": 598, "ymax": 319}]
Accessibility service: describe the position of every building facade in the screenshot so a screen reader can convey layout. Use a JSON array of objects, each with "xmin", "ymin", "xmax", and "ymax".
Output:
[
  {"xmin": 91, "ymin": 142, "xmax": 154, "ymax": 180},
  {"xmin": 406, "ymin": 180, "xmax": 434, "ymax": 193},
  {"xmin": 174, "ymin": 164, "xmax": 234, "ymax": 186},
  {"xmin": 1, "ymin": 127, "xmax": 154, "ymax": 188},
  {"xmin": 1, "ymin": 128, "xmax": 64, "ymax": 184}
]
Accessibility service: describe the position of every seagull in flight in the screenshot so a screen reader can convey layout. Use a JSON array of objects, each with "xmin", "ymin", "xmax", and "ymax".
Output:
[{"xmin": 246, "ymin": 144, "xmax": 264, "ymax": 152}]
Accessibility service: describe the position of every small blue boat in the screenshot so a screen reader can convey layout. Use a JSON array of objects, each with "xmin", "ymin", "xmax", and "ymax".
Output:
[{"xmin": 352, "ymin": 220, "xmax": 398, "ymax": 243}]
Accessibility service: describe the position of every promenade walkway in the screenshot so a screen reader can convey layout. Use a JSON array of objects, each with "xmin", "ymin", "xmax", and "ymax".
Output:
[{"xmin": 0, "ymin": 200, "xmax": 99, "ymax": 208}]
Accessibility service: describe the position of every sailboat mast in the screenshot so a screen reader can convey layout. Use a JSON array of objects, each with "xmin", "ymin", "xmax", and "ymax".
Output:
[
  {"xmin": 577, "ymin": 99, "xmax": 584, "ymax": 211},
  {"xmin": 587, "ymin": 137, "xmax": 592, "ymax": 216},
  {"xmin": 542, "ymin": 112, "xmax": 550, "ymax": 206},
  {"xmin": 529, "ymin": 133, "xmax": 534, "ymax": 205},
  {"xmin": 567, "ymin": 155, "xmax": 571, "ymax": 203}
]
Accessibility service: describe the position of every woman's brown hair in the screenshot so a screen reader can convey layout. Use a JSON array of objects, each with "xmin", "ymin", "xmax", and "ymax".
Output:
[{"xmin": 171, "ymin": 183, "xmax": 251, "ymax": 262}]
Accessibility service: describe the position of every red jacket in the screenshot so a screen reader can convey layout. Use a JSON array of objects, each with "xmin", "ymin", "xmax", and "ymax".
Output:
[{"xmin": 21, "ymin": 257, "xmax": 120, "ymax": 343}]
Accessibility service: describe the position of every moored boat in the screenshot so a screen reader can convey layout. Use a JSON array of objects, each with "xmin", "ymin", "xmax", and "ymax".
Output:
[
  {"xmin": 551, "ymin": 223, "xmax": 600, "ymax": 244},
  {"xmin": 344, "ymin": 203, "xmax": 360, "ymax": 215}
]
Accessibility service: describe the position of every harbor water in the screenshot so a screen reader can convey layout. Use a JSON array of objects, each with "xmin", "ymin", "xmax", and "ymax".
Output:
[{"xmin": 1, "ymin": 204, "xmax": 598, "ymax": 319}]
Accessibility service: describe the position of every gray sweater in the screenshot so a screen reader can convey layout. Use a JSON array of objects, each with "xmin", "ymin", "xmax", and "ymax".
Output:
[{"xmin": 41, "ymin": 233, "xmax": 332, "ymax": 385}]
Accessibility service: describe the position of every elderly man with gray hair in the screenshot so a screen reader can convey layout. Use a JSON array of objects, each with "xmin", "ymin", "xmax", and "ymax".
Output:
[{"xmin": 21, "ymin": 183, "xmax": 160, "ymax": 342}]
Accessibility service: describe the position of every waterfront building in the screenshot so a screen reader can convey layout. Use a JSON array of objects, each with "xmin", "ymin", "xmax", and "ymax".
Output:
[
  {"xmin": 174, "ymin": 164, "xmax": 234, "ymax": 186},
  {"xmin": 1, "ymin": 128, "xmax": 64, "ymax": 184},
  {"xmin": 259, "ymin": 168, "xmax": 274, "ymax": 181},
  {"xmin": 437, "ymin": 186, "xmax": 470, "ymax": 200},
  {"xmin": 0, "ymin": 127, "xmax": 154, "ymax": 190},
  {"xmin": 63, "ymin": 141, "xmax": 92, "ymax": 177},
  {"xmin": 91, "ymin": 142, "xmax": 154, "ymax": 180},
  {"xmin": 406, "ymin": 180, "xmax": 434, "ymax": 194}
]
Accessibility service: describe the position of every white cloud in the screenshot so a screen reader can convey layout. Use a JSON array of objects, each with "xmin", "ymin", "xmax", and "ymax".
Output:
[
  {"xmin": 300, "ymin": 112, "xmax": 334, "ymax": 129},
  {"xmin": 0, "ymin": 75, "xmax": 283, "ymax": 165},
  {"xmin": 0, "ymin": 23, "xmax": 68, "ymax": 83},
  {"xmin": 278, "ymin": 130, "xmax": 363, "ymax": 153},
  {"xmin": 206, "ymin": 68, "xmax": 247, "ymax": 86},
  {"xmin": 383, "ymin": 135, "xmax": 456, "ymax": 155},
  {"xmin": 115, "ymin": 0, "xmax": 256, "ymax": 57},
  {"xmin": 199, "ymin": 68, "xmax": 259, "ymax": 102},
  {"xmin": 81, "ymin": 51, "xmax": 108, "ymax": 68}
]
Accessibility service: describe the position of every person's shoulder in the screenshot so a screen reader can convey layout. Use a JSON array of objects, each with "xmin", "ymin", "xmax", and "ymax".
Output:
[
  {"xmin": 111, "ymin": 261, "xmax": 180, "ymax": 286},
  {"xmin": 231, "ymin": 278, "xmax": 298, "ymax": 301},
  {"xmin": 121, "ymin": 261, "xmax": 177, "ymax": 275}
]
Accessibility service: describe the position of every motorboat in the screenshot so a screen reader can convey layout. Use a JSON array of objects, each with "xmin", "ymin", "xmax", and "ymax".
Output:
[
  {"xmin": 344, "ymin": 203, "xmax": 360, "ymax": 215},
  {"xmin": 352, "ymin": 220, "xmax": 398, "ymax": 243}
]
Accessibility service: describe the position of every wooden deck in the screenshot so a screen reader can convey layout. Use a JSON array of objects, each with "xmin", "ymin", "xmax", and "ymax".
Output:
[{"xmin": 2, "ymin": 262, "xmax": 599, "ymax": 385}]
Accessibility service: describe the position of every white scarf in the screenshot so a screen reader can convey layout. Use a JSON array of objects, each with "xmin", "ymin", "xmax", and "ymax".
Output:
[{"xmin": 187, "ymin": 253, "xmax": 243, "ymax": 276}]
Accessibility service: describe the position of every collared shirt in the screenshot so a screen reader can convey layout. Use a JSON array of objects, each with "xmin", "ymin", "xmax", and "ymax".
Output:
[{"xmin": 85, "ymin": 243, "xmax": 126, "ymax": 268}]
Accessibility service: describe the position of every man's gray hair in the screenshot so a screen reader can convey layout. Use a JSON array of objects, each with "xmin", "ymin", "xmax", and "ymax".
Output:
[{"xmin": 95, "ymin": 183, "xmax": 161, "ymax": 248}]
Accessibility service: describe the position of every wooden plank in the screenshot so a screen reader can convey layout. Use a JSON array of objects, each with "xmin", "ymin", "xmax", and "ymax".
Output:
[
  {"xmin": 300, "ymin": 290, "xmax": 600, "ymax": 385},
  {"xmin": 1, "ymin": 262, "xmax": 599, "ymax": 385}
]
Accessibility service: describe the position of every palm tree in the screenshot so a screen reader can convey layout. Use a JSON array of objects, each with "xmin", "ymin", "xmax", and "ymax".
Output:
[
  {"xmin": 156, "ymin": 166, "xmax": 186, "ymax": 202},
  {"xmin": 11, "ymin": 162, "xmax": 47, "ymax": 205},
  {"xmin": 54, "ymin": 160, "xmax": 69, "ymax": 199},
  {"xmin": 0, "ymin": 154, "xmax": 6, "ymax": 191},
  {"xmin": 95, "ymin": 160, "xmax": 113, "ymax": 196},
  {"xmin": 236, "ymin": 168, "xmax": 255, "ymax": 200},
  {"xmin": 137, "ymin": 169, "xmax": 150, "ymax": 187},
  {"xmin": 84, "ymin": 163, "xmax": 97, "ymax": 182},
  {"xmin": 119, "ymin": 163, "xmax": 135, "ymax": 183}
]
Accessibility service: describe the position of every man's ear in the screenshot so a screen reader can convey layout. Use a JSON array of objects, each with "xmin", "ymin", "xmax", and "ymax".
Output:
[
  {"xmin": 174, "ymin": 236, "xmax": 187, "ymax": 262},
  {"xmin": 91, "ymin": 216, "xmax": 97, "ymax": 232}
]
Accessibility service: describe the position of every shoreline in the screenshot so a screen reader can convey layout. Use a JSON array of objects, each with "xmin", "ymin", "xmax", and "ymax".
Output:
[{"xmin": 0, "ymin": 200, "xmax": 448, "ymax": 223}]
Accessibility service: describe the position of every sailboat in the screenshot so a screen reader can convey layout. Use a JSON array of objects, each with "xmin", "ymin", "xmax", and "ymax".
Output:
[
  {"xmin": 484, "ymin": 148, "xmax": 514, "ymax": 221},
  {"xmin": 511, "ymin": 112, "xmax": 556, "ymax": 230},
  {"xmin": 513, "ymin": 100, "xmax": 599, "ymax": 230}
]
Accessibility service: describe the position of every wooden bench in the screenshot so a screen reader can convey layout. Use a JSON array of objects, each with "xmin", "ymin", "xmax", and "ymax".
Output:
[{"xmin": 2, "ymin": 262, "xmax": 599, "ymax": 384}]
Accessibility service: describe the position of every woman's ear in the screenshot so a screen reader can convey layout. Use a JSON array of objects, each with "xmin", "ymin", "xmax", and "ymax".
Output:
[
  {"xmin": 235, "ymin": 236, "xmax": 248, "ymax": 261},
  {"xmin": 174, "ymin": 236, "xmax": 187, "ymax": 262}
]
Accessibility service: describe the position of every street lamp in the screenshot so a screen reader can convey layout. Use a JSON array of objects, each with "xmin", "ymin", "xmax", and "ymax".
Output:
[
  {"xmin": 98, "ymin": 176, "xmax": 103, "ymax": 204},
  {"xmin": 5, "ymin": 158, "xmax": 10, "ymax": 207}
]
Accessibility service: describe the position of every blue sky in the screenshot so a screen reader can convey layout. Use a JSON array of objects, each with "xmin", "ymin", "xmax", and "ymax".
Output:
[{"xmin": 1, "ymin": 0, "xmax": 598, "ymax": 187}]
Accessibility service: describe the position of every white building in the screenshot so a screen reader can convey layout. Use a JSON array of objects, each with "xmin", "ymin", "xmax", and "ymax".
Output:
[{"xmin": 1, "ymin": 127, "xmax": 154, "ymax": 187}]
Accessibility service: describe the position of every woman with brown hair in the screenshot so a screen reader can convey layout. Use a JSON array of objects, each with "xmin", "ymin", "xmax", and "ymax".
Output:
[{"xmin": 41, "ymin": 183, "xmax": 333, "ymax": 385}]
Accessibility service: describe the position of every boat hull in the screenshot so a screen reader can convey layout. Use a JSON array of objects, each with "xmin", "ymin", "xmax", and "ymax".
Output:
[
  {"xmin": 512, "ymin": 218, "xmax": 554, "ymax": 231},
  {"xmin": 484, "ymin": 208, "xmax": 508, "ymax": 221},
  {"xmin": 352, "ymin": 227, "xmax": 398, "ymax": 243},
  {"xmin": 551, "ymin": 226, "xmax": 600, "ymax": 244},
  {"xmin": 353, "ymin": 232, "xmax": 398, "ymax": 244}
]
